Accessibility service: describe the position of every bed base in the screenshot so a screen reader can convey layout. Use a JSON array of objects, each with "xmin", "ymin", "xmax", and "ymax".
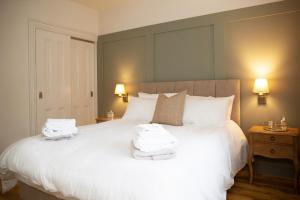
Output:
[{"xmin": 19, "ymin": 181, "xmax": 70, "ymax": 200}]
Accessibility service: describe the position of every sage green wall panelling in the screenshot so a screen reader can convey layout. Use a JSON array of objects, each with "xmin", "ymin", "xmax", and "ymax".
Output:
[
  {"xmin": 102, "ymin": 36, "xmax": 147, "ymax": 114},
  {"xmin": 154, "ymin": 25, "xmax": 215, "ymax": 81},
  {"xmin": 98, "ymin": 0, "xmax": 300, "ymax": 177},
  {"xmin": 225, "ymin": 9, "xmax": 300, "ymax": 130}
]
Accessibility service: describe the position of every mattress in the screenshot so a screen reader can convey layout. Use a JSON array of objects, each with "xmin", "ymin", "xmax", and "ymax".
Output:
[{"xmin": 0, "ymin": 119, "xmax": 247, "ymax": 200}]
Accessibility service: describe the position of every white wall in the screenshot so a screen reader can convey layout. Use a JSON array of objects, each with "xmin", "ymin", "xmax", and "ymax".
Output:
[
  {"xmin": 0, "ymin": 0, "xmax": 99, "ymax": 153},
  {"xmin": 98, "ymin": 0, "xmax": 281, "ymax": 35}
]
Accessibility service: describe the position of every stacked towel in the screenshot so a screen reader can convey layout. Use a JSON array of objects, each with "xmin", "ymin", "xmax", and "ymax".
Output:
[
  {"xmin": 132, "ymin": 124, "xmax": 178, "ymax": 160},
  {"xmin": 42, "ymin": 119, "xmax": 78, "ymax": 140}
]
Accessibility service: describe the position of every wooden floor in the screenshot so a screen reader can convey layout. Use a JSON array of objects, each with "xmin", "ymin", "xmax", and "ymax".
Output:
[
  {"xmin": 0, "ymin": 186, "xmax": 19, "ymax": 200},
  {"xmin": 228, "ymin": 179, "xmax": 300, "ymax": 200},
  {"xmin": 1, "ymin": 179, "xmax": 300, "ymax": 200}
]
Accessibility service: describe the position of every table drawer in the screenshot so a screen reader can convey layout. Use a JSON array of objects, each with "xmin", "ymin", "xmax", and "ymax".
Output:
[
  {"xmin": 253, "ymin": 143, "xmax": 293, "ymax": 159},
  {"xmin": 253, "ymin": 134, "xmax": 293, "ymax": 145}
]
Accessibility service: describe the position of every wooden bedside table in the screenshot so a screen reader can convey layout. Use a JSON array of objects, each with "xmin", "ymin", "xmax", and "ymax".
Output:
[
  {"xmin": 95, "ymin": 116, "xmax": 121, "ymax": 123},
  {"xmin": 248, "ymin": 125, "xmax": 299, "ymax": 192}
]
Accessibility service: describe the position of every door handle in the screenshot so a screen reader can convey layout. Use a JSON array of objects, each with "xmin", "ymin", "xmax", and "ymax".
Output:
[
  {"xmin": 90, "ymin": 91, "xmax": 93, "ymax": 97},
  {"xmin": 39, "ymin": 91, "xmax": 43, "ymax": 99}
]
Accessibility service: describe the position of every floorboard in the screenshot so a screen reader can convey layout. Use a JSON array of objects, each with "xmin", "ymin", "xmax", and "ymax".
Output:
[{"xmin": 1, "ymin": 179, "xmax": 300, "ymax": 200}]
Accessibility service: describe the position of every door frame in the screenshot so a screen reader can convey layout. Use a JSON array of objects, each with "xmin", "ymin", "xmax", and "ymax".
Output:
[{"xmin": 29, "ymin": 20, "xmax": 98, "ymax": 135}]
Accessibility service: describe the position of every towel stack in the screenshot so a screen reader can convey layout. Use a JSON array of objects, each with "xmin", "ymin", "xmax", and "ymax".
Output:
[
  {"xmin": 132, "ymin": 124, "xmax": 178, "ymax": 160},
  {"xmin": 42, "ymin": 119, "xmax": 78, "ymax": 140}
]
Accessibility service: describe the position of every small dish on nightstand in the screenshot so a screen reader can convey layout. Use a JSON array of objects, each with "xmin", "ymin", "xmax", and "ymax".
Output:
[
  {"xmin": 263, "ymin": 121, "xmax": 288, "ymax": 132},
  {"xmin": 263, "ymin": 126, "xmax": 288, "ymax": 132}
]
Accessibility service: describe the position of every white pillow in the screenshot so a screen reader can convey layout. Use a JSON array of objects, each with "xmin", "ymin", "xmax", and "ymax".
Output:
[
  {"xmin": 138, "ymin": 92, "xmax": 177, "ymax": 99},
  {"xmin": 122, "ymin": 96, "xmax": 157, "ymax": 121},
  {"xmin": 183, "ymin": 95, "xmax": 234, "ymax": 126},
  {"xmin": 187, "ymin": 95, "xmax": 234, "ymax": 119},
  {"xmin": 217, "ymin": 96, "xmax": 235, "ymax": 120}
]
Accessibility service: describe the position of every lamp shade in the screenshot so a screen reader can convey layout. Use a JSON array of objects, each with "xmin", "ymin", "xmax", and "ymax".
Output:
[
  {"xmin": 253, "ymin": 78, "xmax": 269, "ymax": 95},
  {"xmin": 114, "ymin": 83, "xmax": 126, "ymax": 95}
]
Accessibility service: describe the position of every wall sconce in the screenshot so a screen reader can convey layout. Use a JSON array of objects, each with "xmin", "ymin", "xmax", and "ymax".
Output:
[
  {"xmin": 253, "ymin": 78, "xmax": 269, "ymax": 105},
  {"xmin": 114, "ymin": 83, "xmax": 128, "ymax": 102}
]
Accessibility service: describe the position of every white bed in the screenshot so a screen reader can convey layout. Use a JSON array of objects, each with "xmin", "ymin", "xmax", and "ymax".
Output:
[
  {"xmin": 0, "ymin": 79, "xmax": 247, "ymax": 200},
  {"xmin": 0, "ymin": 119, "xmax": 247, "ymax": 200}
]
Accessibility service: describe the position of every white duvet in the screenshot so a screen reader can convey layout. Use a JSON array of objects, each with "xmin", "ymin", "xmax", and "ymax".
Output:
[{"xmin": 0, "ymin": 119, "xmax": 247, "ymax": 200}]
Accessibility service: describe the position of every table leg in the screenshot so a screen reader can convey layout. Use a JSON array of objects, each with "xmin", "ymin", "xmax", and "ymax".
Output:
[
  {"xmin": 248, "ymin": 156, "xmax": 253, "ymax": 184},
  {"xmin": 248, "ymin": 135, "xmax": 254, "ymax": 184},
  {"xmin": 294, "ymin": 138, "xmax": 299, "ymax": 193}
]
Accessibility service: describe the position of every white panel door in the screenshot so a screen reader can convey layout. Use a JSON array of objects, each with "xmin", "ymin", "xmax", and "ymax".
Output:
[
  {"xmin": 71, "ymin": 39, "xmax": 95, "ymax": 125},
  {"xmin": 36, "ymin": 29, "xmax": 71, "ymax": 134}
]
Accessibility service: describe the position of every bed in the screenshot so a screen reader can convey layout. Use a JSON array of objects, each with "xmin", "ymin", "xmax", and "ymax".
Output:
[{"xmin": 0, "ymin": 79, "xmax": 247, "ymax": 200}]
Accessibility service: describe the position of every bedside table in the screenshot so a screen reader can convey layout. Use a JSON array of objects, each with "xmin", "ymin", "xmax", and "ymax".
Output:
[
  {"xmin": 248, "ymin": 125, "xmax": 299, "ymax": 192},
  {"xmin": 95, "ymin": 116, "xmax": 121, "ymax": 123}
]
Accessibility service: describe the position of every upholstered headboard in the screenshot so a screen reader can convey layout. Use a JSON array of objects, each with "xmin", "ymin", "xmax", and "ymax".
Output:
[{"xmin": 127, "ymin": 80, "xmax": 240, "ymax": 125}]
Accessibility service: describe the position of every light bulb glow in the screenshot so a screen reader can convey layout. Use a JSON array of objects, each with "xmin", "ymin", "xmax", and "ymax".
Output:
[
  {"xmin": 253, "ymin": 78, "xmax": 269, "ymax": 95},
  {"xmin": 114, "ymin": 83, "xmax": 126, "ymax": 95}
]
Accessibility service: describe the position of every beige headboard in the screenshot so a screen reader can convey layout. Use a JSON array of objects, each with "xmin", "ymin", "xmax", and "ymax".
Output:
[{"xmin": 127, "ymin": 79, "xmax": 240, "ymax": 125}]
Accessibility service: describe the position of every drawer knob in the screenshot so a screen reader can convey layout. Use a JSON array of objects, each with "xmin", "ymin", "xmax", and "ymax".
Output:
[
  {"xmin": 270, "ymin": 149, "xmax": 275, "ymax": 154},
  {"xmin": 270, "ymin": 136, "xmax": 276, "ymax": 141}
]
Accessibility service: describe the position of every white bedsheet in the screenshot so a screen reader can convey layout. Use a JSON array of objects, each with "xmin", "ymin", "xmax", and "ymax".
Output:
[{"xmin": 0, "ymin": 119, "xmax": 247, "ymax": 200}]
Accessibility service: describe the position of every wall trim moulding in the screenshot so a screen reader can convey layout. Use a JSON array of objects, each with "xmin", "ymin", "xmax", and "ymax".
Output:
[
  {"xmin": 153, "ymin": 24, "xmax": 215, "ymax": 81},
  {"xmin": 227, "ymin": 9, "xmax": 300, "ymax": 24}
]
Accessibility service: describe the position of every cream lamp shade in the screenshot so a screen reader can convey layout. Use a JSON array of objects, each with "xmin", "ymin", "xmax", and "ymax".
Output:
[
  {"xmin": 114, "ymin": 83, "xmax": 126, "ymax": 96},
  {"xmin": 253, "ymin": 78, "xmax": 269, "ymax": 95}
]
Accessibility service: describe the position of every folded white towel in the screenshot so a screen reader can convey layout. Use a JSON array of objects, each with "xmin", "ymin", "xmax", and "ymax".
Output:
[
  {"xmin": 42, "ymin": 127, "xmax": 78, "ymax": 140},
  {"xmin": 45, "ymin": 119, "xmax": 76, "ymax": 130},
  {"xmin": 42, "ymin": 118, "xmax": 78, "ymax": 140},
  {"xmin": 133, "ymin": 124, "xmax": 178, "ymax": 152},
  {"xmin": 132, "ymin": 145, "xmax": 176, "ymax": 157},
  {"xmin": 132, "ymin": 151, "xmax": 176, "ymax": 160},
  {"xmin": 133, "ymin": 153, "xmax": 176, "ymax": 160}
]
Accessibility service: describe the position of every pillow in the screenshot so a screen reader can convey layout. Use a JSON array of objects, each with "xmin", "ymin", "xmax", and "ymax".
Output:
[
  {"xmin": 139, "ymin": 92, "xmax": 211, "ymax": 99},
  {"xmin": 151, "ymin": 91, "xmax": 187, "ymax": 126},
  {"xmin": 217, "ymin": 95, "xmax": 235, "ymax": 120},
  {"xmin": 138, "ymin": 92, "xmax": 178, "ymax": 99},
  {"xmin": 122, "ymin": 96, "xmax": 157, "ymax": 122},
  {"xmin": 183, "ymin": 95, "xmax": 235, "ymax": 126}
]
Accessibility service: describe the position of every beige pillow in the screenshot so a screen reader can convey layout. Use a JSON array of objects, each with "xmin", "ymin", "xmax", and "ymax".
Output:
[{"xmin": 151, "ymin": 91, "xmax": 187, "ymax": 126}]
